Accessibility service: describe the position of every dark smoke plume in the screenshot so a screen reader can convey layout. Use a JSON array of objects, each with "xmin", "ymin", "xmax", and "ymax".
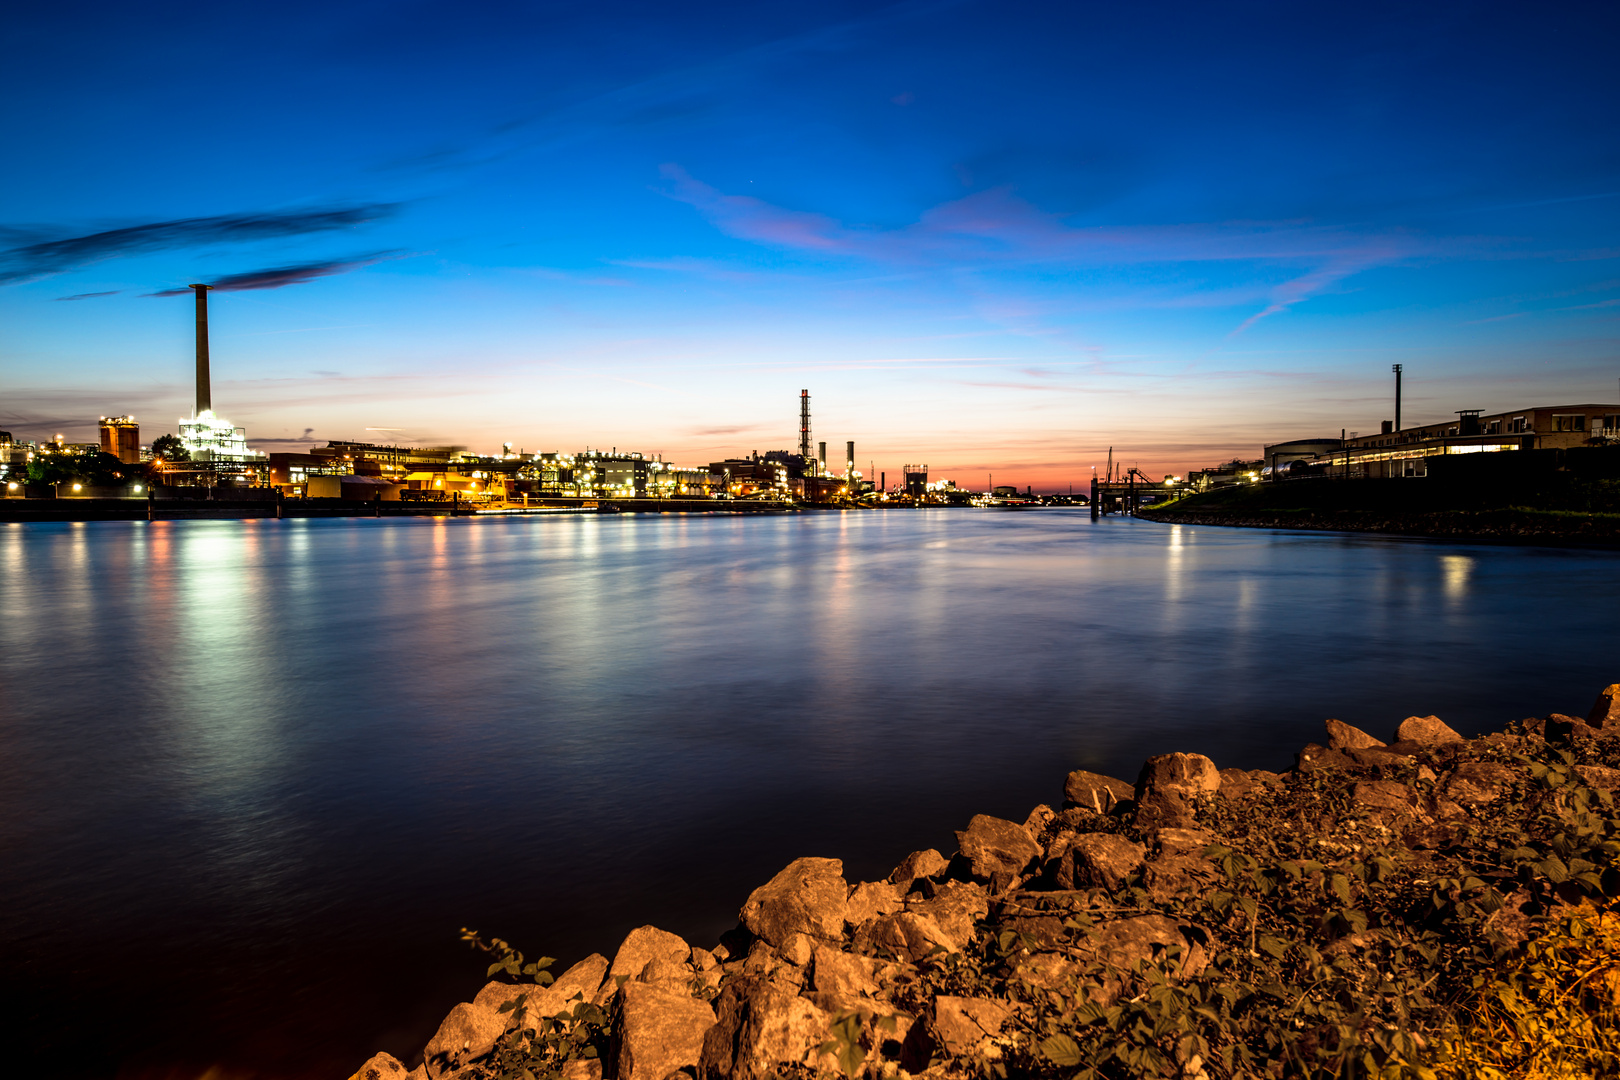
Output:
[
  {"xmin": 147, "ymin": 252, "xmax": 400, "ymax": 296},
  {"xmin": 1, "ymin": 204, "xmax": 397, "ymax": 284}
]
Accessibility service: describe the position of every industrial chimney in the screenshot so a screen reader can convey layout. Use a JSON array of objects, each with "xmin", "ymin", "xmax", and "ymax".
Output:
[{"xmin": 190, "ymin": 283, "xmax": 213, "ymax": 416}]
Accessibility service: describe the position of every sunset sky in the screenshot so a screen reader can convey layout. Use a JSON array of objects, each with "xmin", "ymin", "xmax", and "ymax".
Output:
[{"xmin": 2, "ymin": 0, "xmax": 1617, "ymax": 487}]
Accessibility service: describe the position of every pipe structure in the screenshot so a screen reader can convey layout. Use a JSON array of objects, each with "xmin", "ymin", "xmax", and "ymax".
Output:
[
  {"xmin": 190, "ymin": 284, "xmax": 213, "ymax": 416},
  {"xmin": 1392, "ymin": 364, "xmax": 1403, "ymax": 432}
]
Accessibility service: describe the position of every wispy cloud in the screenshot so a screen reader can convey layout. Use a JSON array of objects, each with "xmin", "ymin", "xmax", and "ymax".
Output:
[
  {"xmin": 146, "ymin": 252, "xmax": 402, "ymax": 296},
  {"xmin": 1, "ymin": 204, "xmax": 398, "ymax": 284},
  {"xmin": 52, "ymin": 290, "xmax": 119, "ymax": 301}
]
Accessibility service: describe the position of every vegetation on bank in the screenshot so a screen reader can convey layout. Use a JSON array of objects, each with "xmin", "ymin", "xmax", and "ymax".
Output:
[{"xmin": 368, "ymin": 701, "xmax": 1620, "ymax": 1080}]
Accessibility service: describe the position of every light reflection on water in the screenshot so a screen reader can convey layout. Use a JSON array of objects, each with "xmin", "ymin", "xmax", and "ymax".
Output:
[{"xmin": 0, "ymin": 511, "xmax": 1616, "ymax": 1079}]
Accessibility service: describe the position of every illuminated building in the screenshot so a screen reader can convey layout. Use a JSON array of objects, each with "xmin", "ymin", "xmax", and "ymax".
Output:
[{"xmin": 98, "ymin": 416, "xmax": 141, "ymax": 464}]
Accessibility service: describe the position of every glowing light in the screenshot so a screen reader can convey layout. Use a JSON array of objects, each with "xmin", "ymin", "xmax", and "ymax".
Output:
[{"xmin": 72, "ymin": 483, "xmax": 82, "ymax": 491}]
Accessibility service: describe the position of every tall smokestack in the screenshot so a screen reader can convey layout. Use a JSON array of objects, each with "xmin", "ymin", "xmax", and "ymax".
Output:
[
  {"xmin": 1392, "ymin": 363, "xmax": 1403, "ymax": 432},
  {"xmin": 190, "ymin": 284, "xmax": 213, "ymax": 416},
  {"xmin": 846, "ymin": 440, "xmax": 854, "ymax": 486},
  {"xmin": 799, "ymin": 390, "xmax": 812, "ymax": 467}
]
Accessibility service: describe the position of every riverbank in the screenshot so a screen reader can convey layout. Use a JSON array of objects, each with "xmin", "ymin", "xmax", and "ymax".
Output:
[
  {"xmin": 1137, "ymin": 472, "xmax": 1620, "ymax": 543},
  {"xmin": 1138, "ymin": 504, "xmax": 1620, "ymax": 543},
  {"xmin": 350, "ymin": 687, "xmax": 1620, "ymax": 1080}
]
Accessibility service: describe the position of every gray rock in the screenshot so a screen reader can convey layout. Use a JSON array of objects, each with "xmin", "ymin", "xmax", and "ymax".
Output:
[
  {"xmin": 861, "ymin": 911, "xmax": 956, "ymax": 962},
  {"xmin": 1441, "ymin": 762, "xmax": 1518, "ymax": 805},
  {"xmin": 699, "ymin": 975, "xmax": 834, "ymax": 1078},
  {"xmin": 890, "ymin": 849, "xmax": 949, "ymax": 891},
  {"xmin": 1352, "ymin": 780, "xmax": 1424, "ymax": 818},
  {"xmin": 740, "ymin": 857, "xmax": 849, "ymax": 947},
  {"xmin": 905, "ymin": 880, "xmax": 988, "ymax": 951},
  {"xmin": 929, "ymin": 996, "xmax": 1010, "ymax": 1056},
  {"xmin": 606, "ymin": 927, "xmax": 690, "ymax": 997},
  {"xmin": 1588, "ymin": 684, "xmax": 1620, "ymax": 728},
  {"xmin": 614, "ymin": 981, "xmax": 717, "ymax": 1080},
  {"xmin": 1393, "ymin": 714, "xmax": 1464, "ymax": 745},
  {"xmin": 844, "ymin": 880, "xmax": 903, "ymax": 929},
  {"xmin": 1052, "ymin": 833, "xmax": 1146, "ymax": 891},
  {"xmin": 809, "ymin": 942, "xmax": 878, "ymax": 1012},
  {"xmin": 1063, "ymin": 769, "xmax": 1135, "ymax": 814},
  {"xmin": 1325, "ymin": 718, "xmax": 1385, "ymax": 750},
  {"xmin": 954, "ymin": 814, "xmax": 1040, "ymax": 886},
  {"xmin": 422, "ymin": 1002, "xmax": 506, "ymax": 1079},
  {"xmin": 1576, "ymin": 764, "xmax": 1620, "ymax": 794},
  {"xmin": 1134, "ymin": 752, "xmax": 1220, "ymax": 828},
  {"xmin": 346, "ymin": 1052, "xmax": 408, "ymax": 1080}
]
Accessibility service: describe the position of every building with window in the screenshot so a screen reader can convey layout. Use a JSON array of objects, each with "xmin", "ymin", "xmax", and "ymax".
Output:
[{"xmin": 1330, "ymin": 403, "xmax": 1619, "ymax": 478}]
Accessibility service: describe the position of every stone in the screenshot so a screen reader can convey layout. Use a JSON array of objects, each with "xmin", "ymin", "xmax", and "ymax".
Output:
[
  {"xmin": 890, "ymin": 849, "xmax": 949, "ymax": 891},
  {"xmin": 1325, "ymin": 718, "xmax": 1385, "ymax": 751},
  {"xmin": 1352, "ymin": 780, "xmax": 1423, "ymax": 818},
  {"xmin": 1134, "ymin": 753, "xmax": 1220, "ymax": 828},
  {"xmin": 560, "ymin": 1062, "xmax": 601, "ymax": 1080},
  {"xmin": 1345, "ymin": 746, "xmax": 1417, "ymax": 767},
  {"xmin": 347, "ymin": 1052, "xmax": 408, "ymax": 1080},
  {"xmin": 614, "ymin": 981, "xmax": 717, "ymax": 1080},
  {"xmin": 1393, "ymin": 714, "xmax": 1464, "ymax": 745},
  {"xmin": 844, "ymin": 880, "xmax": 903, "ymax": 928},
  {"xmin": 475, "ymin": 953, "xmax": 610, "ymax": 1021},
  {"xmin": 1153, "ymin": 827, "xmax": 1215, "ymax": 857},
  {"xmin": 1547, "ymin": 714, "xmax": 1602, "ymax": 743},
  {"xmin": 862, "ymin": 911, "xmax": 956, "ymax": 962},
  {"xmin": 422, "ymin": 1002, "xmax": 507, "ymax": 1079},
  {"xmin": 699, "ymin": 975, "xmax": 834, "ymax": 1078},
  {"xmin": 1441, "ymin": 762, "xmax": 1518, "ymax": 805},
  {"xmin": 1063, "ymin": 769, "xmax": 1136, "ymax": 814},
  {"xmin": 741, "ymin": 857, "xmax": 849, "ymax": 946},
  {"xmin": 606, "ymin": 927, "xmax": 690, "ymax": 995},
  {"xmin": 1588, "ymin": 684, "xmax": 1620, "ymax": 728},
  {"xmin": 809, "ymin": 942, "xmax": 878, "ymax": 1012},
  {"xmin": 1023, "ymin": 803, "xmax": 1057, "ymax": 832},
  {"xmin": 1082, "ymin": 915, "xmax": 1208, "ymax": 978},
  {"xmin": 930, "ymin": 996, "xmax": 1010, "ymax": 1057},
  {"xmin": 1012, "ymin": 951, "xmax": 1079, "ymax": 991},
  {"xmin": 778, "ymin": 932, "xmax": 814, "ymax": 968},
  {"xmin": 1215, "ymin": 768, "xmax": 1282, "ymax": 800},
  {"xmin": 1576, "ymin": 764, "xmax": 1620, "ymax": 794},
  {"xmin": 1052, "ymin": 833, "xmax": 1146, "ymax": 891},
  {"xmin": 955, "ymin": 814, "xmax": 1040, "ymax": 886},
  {"xmin": 905, "ymin": 880, "xmax": 988, "ymax": 950},
  {"xmin": 1143, "ymin": 852, "xmax": 1218, "ymax": 903},
  {"xmin": 1294, "ymin": 744, "xmax": 1356, "ymax": 773}
]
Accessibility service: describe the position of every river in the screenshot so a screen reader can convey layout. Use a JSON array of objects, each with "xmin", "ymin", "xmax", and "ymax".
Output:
[{"xmin": 0, "ymin": 510, "xmax": 1613, "ymax": 1077}]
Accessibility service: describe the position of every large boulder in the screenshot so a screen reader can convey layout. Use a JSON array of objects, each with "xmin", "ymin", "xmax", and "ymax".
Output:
[
  {"xmin": 741, "ymin": 857, "xmax": 849, "ymax": 946},
  {"xmin": 614, "ymin": 981, "xmax": 717, "ymax": 1080},
  {"xmin": 1051, "ymin": 833, "xmax": 1146, "ymax": 891},
  {"xmin": 474, "ymin": 953, "xmax": 610, "ymax": 1020},
  {"xmin": 605, "ymin": 927, "xmax": 690, "ymax": 998},
  {"xmin": 844, "ymin": 880, "xmax": 903, "ymax": 929},
  {"xmin": 346, "ymin": 1053, "xmax": 408, "ymax": 1080},
  {"xmin": 929, "ymin": 996, "xmax": 1010, "ymax": 1057},
  {"xmin": 890, "ymin": 849, "xmax": 948, "ymax": 892},
  {"xmin": 1082, "ymin": 914, "xmax": 1208, "ymax": 979},
  {"xmin": 809, "ymin": 942, "xmax": 878, "ymax": 1012},
  {"xmin": 1134, "ymin": 753, "xmax": 1220, "ymax": 829},
  {"xmin": 954, "ymin": 814, "xmax": 1040, "ymax": 887},
  {"xmin": 1325, "ymin": 718, "xmax": 1384, "ymax": 751},
  {"xmin": 1588, "ymin": 684, "xmax": 1620, "ymax": 729},
  {"xmin": 905, "ymin": 880, "xmax": 989, "ymax": 951},
  {"xmin": 422, "ymin": 1002, "xmax": 506, "ymax": 1079},
  {"xmin": 1394, "ymin": 714, "xmax": 1464, "ymax": 745},
  {"xmin": 1063, "ymin": 770, "xmax": 1135, "ymax": 814},
  {"xmin": 861, "ymin": 911, "xmax": 956, "ymax": 962},
  {"xmin": 699, "ymin": 975, "xmax": 834, "ymax": 1079},
  {"xmin": 1441, "ymin": 762, "xmax": 1518, "ymax": 805}
]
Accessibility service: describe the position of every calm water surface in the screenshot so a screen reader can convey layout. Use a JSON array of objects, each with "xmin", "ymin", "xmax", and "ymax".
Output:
[{"xmin": 1, "ymin": 511, "xmax": 1615, "ymax": 1078}]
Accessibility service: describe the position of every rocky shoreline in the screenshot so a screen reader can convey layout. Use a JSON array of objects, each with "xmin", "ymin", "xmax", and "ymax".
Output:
[
  {"xmin": 348, "ymin": 688, "xmax": 1620, "ymax": 1080},
  {"xmin": 1136, "ymin": 506, "xmax": 1620, "ymax": 544}
]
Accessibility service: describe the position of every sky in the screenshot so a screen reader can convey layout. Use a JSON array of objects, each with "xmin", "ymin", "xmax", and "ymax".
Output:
[{"xmin": 2, "ymin": 0, "xmax": 1618, "ymax": 487}]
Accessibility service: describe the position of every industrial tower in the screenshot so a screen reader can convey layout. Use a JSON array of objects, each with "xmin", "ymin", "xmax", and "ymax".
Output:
[{"xmin": 799, "ymin": 390, "xmax": 812, "ymax": 472}]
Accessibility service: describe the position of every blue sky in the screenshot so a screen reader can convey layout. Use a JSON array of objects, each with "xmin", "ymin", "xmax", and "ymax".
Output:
[{"xmin": 2, "ymin": 0, "xmax": 1617, "ymax": 485}]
